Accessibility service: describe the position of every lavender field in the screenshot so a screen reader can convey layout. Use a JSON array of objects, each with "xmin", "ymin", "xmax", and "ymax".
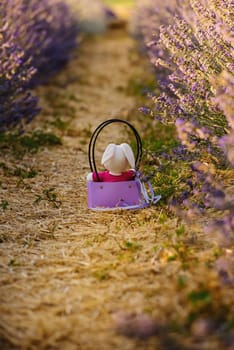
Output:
[{"xmin": 0, "ymin": 0, "xmax": 233, "ymax": 349}]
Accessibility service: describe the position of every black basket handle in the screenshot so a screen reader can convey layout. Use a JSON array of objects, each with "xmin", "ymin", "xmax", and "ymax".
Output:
[{"xmin": 88, "ymin": 118, "xmax": 142, "ymax": 182}]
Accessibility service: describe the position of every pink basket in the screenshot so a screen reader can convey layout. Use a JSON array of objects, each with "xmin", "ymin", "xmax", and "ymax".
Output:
[{"xmin": 87, "ymin": 119, "xmax": 161, "ymax": 210}]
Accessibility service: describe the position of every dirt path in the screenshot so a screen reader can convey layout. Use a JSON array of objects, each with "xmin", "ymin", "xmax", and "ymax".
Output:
[
  {"xmin": 0, "ymin": 28, "xmax": 170, "ymax": 350},
  {"xmin": 1, "ymin": 23, "xmax": 225, "ymax": 350}
]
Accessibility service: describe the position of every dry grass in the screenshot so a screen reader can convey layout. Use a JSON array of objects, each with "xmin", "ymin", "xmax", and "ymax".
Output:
[{"xmin": 0, "ymin": 22, "xmax": 233, "ymax": 350}]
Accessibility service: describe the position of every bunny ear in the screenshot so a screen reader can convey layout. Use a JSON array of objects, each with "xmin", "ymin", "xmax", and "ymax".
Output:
[
  {"xmin": 101, "ymin": 143, "xmax": 116, "ymax": 165},
  {"xmin": 120, "ymin": 143, "xmax": 135, "ymax": 168}
]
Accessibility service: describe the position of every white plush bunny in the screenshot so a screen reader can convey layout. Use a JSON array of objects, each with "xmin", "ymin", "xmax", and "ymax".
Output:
[{"xmin": 87, "ymin": 143, "xmax": 136, "ymax": 182}]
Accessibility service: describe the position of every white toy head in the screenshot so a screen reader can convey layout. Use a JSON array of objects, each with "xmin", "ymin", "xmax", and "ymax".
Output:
[{"xmin": 101, "ymin": 143, "xmax": 135, "ymax": 175}]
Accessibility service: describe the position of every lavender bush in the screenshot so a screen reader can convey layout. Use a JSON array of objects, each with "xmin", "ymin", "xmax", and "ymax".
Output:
[
  {"xmin": 4, "ymin": 0, "xmax": 79, "ymax": 84},
  {"xmin": 0, "ymin": 2, "xmax": 39, "ymax": 131},
  {"xmin": 136, "ymin": 0, "xmax": 233, "ymax": 133},
  {"xmin": 0, "ymin": 0, "xmax": 79, "ymax": 131},
  {"xmin": 135, "ymin": 0, "xmax": 234, "ymax": 236}
]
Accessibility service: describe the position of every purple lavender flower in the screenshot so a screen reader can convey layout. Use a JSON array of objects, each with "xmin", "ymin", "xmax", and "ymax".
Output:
[
  {"xmin": 0, "ymin": 0, "xmax": 79, "ymax": 130},
  {"xmin": 138, "ymin": 106, "xmax": 151, "ymax": 115}
]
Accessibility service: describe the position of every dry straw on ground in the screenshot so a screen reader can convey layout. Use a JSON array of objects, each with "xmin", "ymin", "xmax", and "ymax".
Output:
[{"xmin": 0, "ymin": 9, "xmax": 233, "ymax": 350}]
